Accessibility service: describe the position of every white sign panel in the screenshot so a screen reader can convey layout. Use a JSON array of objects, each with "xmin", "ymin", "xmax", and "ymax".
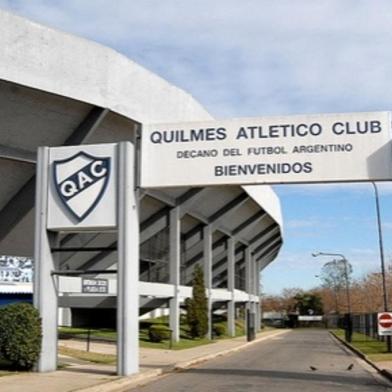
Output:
[
  {"xmin": 47, "ymin": 143, "xmax": 117, "ymax": 230},
  {"xmin": 378, "ymin": 312, "xmax": 392, "ymax": 336},
  {"xmin": 141, "ymin": 111, "xmax": 392, "ymax": 188},
  {"xmin": 298, "ymin": 315, "xmax": 323, "ymax": 321}
]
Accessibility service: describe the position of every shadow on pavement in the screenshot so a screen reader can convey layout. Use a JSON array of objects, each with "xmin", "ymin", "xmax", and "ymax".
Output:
[
  {"xmin": 62, "ymin": 367, "xmax": 116, "ymax": 376},
  {"xmin": 184, "ymin": 368, "xmax": 381, "ymax": 386}
]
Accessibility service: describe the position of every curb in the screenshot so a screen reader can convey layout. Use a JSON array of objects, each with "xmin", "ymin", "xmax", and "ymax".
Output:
[
  {"xmin": 74, "ymin": 368, "xmax": 164, "ymax": 392},
  {"xmin": 329, "ymin": 331, "xmax": 392, "ymax": 382},
  {"xmin": 77, "ymin": 329, "xmax": 291, "ymax": 392}
]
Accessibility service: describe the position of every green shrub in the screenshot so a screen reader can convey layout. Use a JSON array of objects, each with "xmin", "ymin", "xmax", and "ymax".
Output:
[
  {"xmin": 213, "ymin": 324, "xmax": 226, "ymax": 337},
  {"xmin": 0, "ymin": 303, "xmax": 42, "ymax": 370},
  {"xmin": 186, "ymin": 265, "xmax": 208, "ymax": 338},
  {"xmin": 148, "ymin": 325, "xmax": 171, "ymax": 343}
]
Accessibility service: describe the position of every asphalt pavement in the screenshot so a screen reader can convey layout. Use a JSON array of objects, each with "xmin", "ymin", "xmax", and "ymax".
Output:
[
  {"xmin": 0, "ymin": 329, "xmax": 289, "ymax": 392},
  {"xmin": 136, "ymin": 329, "xmax": 392, "ymax": 392}
]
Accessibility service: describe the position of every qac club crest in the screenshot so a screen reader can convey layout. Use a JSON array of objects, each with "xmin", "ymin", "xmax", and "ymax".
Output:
[{"xmin": 53, "ymin": 151, "xmax": 111, "ymax": 222}]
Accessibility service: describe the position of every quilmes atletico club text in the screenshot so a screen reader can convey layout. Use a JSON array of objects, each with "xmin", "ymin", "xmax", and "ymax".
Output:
[{"xmin": 148, "ymin": 120, "xmax": 382, "ymax": 144}]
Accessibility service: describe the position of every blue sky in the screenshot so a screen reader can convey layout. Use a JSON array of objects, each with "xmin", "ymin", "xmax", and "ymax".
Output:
[
  {"xmin": 2, "ymin": 1, "xmax": 392, "ymax": 294},
  {"xmin": 267, "ymin": 183, "xmax": 392, "ymax": 294}
]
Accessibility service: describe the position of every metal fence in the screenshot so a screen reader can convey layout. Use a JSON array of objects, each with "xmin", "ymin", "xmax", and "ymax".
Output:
[
  {"xmin": 351, "ymin": 313, "xmax": 379, "ymax": 339},
  {"xmin": 326, "ymin": 313, "xmax": 384, "ymax": 341}
]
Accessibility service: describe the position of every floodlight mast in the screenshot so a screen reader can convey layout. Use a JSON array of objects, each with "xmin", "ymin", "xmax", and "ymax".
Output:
[{"xmin": 312, "ymin": 251, "xmax": 352, "ymax": 342}]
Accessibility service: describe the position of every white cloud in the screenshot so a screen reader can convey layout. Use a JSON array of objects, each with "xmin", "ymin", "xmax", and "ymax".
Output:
[
  {"xmin": 382, "ymin": 222, "xmax": 392, "ymax": 230},
  {"xmin": 286, "ymin": 219, "xmax": 316, "ymax": 229},
  {"xmin": 266, "ymin": 247, "xmax": 388, "ymax": 280},
  {"xmin": 285, "ymin": 217, "xmax": 338, "ymax": 231},
  {"xmin": 1, "ymin": 1, "xmax": 392, "ymax": 118}
]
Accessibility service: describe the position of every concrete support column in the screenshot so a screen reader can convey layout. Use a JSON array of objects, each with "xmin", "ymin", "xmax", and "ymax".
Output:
[
  {"xmin": 245, "ymin": 247, "xmax": 252, "ymax": 301},
  {"xmin": 203, "ymin": 225, "xmax": 213, "ymax": 339},
  {"xmin": 227, "ymin": 237, "xmax": 236, "ymax": 337},
  {"xmin": 251, "ymin": 255, "xmax": 257, "ymax": 315},
  {"xmin": 58, "ymin": 308, "xmax": 72, "ymax": 327},
  {"xmin": 117, "ymin": 141, "xmax": 139, "ymax": 376},
  {"xmin": 255, "ymin": 259, "xmax": 261, "ymax": 331},
  {"xmin": 169, "ymin": 206, "xmax": 181, "ymax": 342},
  {"xmin": 258, "ymin": 289, "xmax": 262, "ymax": 330},
  {"xmin": 34, "ymin": 146, "xmax": 59, "ymax": 372},
  {"xmin": 244, "ymin": 247, "xmax": 252, "ymax": 334}
]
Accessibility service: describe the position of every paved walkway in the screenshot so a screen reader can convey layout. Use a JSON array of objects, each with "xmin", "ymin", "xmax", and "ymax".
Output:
[
  {"xmin": 138, "ymin": 329, "xmax": 392, "ymax": 392},
  {"xmin": 0, "ymin": 329, "xmax": 289, "ymax": 392}
]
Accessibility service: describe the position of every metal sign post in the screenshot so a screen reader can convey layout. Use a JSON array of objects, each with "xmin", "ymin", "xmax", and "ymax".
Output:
[{"xmin": 34, "ymin": 142, "xmax": 139, "ymax": 376}]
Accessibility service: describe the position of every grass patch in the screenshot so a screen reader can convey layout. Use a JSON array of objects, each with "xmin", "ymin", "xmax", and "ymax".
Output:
[
  {"xmin": 59, "ymin": 315, "xmax": 246, "ymax": 351},
  {"xmin": 367, "ymin": 353, "xmax": 392, "ymax": 362},
  {"xmin": 58, "ymin": 346, "xmax": 116, "ymax": 364},
  {"xmin": 57, "ymin": 362, "xmax": 70, "ymax": 370},
  {"xmin": 139, "ymin": 315, "xmax": 215, "ymax": 350},
  {"xmin": 59, "ymin": 327, "xmax": 116, "ymax": 341},
  {"xmin": 331, "ymin": 329, "xmax": 392, "ymax": 362},
  {"xmin": 235, "ymin": 318, "xmax": 246, "ymax": 336}
]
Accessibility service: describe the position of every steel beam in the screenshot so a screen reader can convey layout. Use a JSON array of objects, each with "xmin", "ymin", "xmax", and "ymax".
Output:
[
  {"xmin": 255, "ymin": 240, "xmax": 282, "ymax": 262},
  {"xmin": 209, "ymin": 193, "xmax": 248, "ymax": 226},
  {"xmin": 178, "ymin": 188, "xmax": 206, "ymax": 217},
  {"xmin": 252, "ymin": 232, "xmax": 281, "ymax": 256},
  {"xmin": 0, "ymin": 144, "xmax": 36, "ymax": 164},
  {"xmin": 249, "ymin": 224, "xmax": 279, "ymax": 246},
  {"xmin": 232, "ymin": 210, "xmax": 266, "ymax": 237}
]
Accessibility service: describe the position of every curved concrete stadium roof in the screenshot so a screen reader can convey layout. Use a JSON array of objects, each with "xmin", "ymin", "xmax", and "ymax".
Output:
[
  {"xmin": 0, "ymin": 10, "xmax": 211, "ymax": 124},
  {"xmin": 0, "ymin": 10, "xmax": 283, "ymax": 279}
]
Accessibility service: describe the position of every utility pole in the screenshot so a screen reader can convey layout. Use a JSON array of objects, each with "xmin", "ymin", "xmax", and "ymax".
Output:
[{"xmin": 372, "ymin": 182, "xmax": 391, "ymax": 352}]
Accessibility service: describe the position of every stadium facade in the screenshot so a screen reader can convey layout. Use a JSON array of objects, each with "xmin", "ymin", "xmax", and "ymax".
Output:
[{"xmin": 0, "ymin": 10, "xmax": 283, "ymax": 375}]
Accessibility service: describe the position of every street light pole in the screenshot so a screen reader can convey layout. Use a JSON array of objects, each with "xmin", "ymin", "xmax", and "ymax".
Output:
[
  {"xmin": 372, "ymin": 182, "xmax": 391, "ymax": 352},
  {"xmin": 372, "ymin": 182, "xmax": 389, "ymax": 312},
  {"xmin": 312, "ymin": 252, "xmax": 352, "ymax": 342},
  {"xmin": 341, "ymin": 258, "xmax": 352, "ymax": 316}
]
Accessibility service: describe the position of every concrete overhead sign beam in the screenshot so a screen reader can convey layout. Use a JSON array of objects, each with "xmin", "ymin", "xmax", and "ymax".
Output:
[{"xmin": 141, "ymin": 111, "xmax": 392, "ymax": 188}]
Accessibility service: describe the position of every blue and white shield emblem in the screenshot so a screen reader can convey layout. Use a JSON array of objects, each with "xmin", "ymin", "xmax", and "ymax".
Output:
[{"xmin": 53, "ymin": 151, "xmax": 111, "ymax": 222}]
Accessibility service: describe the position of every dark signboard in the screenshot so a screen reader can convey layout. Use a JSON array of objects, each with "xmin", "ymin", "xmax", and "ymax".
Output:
[{"xmin": 82, "ymin": 278, "xmax": 108, "ymax": 294}]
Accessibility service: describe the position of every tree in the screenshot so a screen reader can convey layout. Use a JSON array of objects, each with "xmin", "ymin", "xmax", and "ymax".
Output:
[
  {"xmin": 261, "ymin": 288, "xmax": 304, "ymax": 313},
  {"xmin": 319, "ymin": 259, "xmax": 353, "ymax": 314},
  {"xmin": 186, "ymin": 264, "xmax": 208, "ymax": 338},
  {"xmin": 281, "ymin": 288, "xmax": 303, "ymax": 312},
  {"xmin": 294, "ymin": 292, "xmax": 324, "ymax": 315}
]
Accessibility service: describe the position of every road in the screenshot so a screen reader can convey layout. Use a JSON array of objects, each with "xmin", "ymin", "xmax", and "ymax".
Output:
[{"xmin": 136, "ymin": 329, "xmax": 392, "ymax": 392}]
